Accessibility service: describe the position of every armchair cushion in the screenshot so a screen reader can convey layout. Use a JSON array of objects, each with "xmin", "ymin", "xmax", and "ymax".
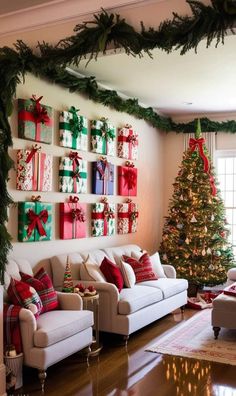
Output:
[
  {"xmin": 20, "ymin": 268, "xmax": 58, "ymax": 313},
  {"xmin": 34, "ymin": 310, "xmax": 93, "ymax": 348},
  {"xmin": 7, "ymin": 278, "xmax": 43, "ymax": 318}
]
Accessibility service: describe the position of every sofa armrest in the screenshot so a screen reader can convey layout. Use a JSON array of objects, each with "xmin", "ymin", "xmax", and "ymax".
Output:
[
  {"xmin": 162, "ymin": 264, "xmax": 176, "ymax": 278},
  {"xmin": 19, "ymin": 308, "xmax": 37, "ymax": 360},
  {"xmin": 56, "ymin": 291, "xmax": 83, "ymax": 310}
]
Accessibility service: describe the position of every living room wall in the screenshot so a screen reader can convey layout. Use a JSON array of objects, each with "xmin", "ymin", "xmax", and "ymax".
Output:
[{"xmin": 7, "ymin": 73, "xmax": 164, "ymax": 266}]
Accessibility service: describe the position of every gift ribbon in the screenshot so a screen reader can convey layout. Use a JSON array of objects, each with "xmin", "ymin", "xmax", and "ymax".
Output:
[
  {"xmin": 69, "ymin": 152, "xmax": 82, "ymax": 192},
  {"xmin": 68, "ymin": 106, "xmax": 84, "ymax": 139},
  {"xmin": 92, "ymin": 203, "xmax": 114, "ymax": 236},
  {"xmin": 69, "ymin": 196, "xmax": 79, "ymax": 203},
  {"xmin": 96, "ymin": 160, "xmax": 113, "ymax": 195},
  {"xmin": 24, "ymin": 145, "xmax": 41, "ymax": 190},
  {"xmin": 118, "ymin": 203, "xmax": 138, "ymax": 233},
  {"xmin": 27, "ymin": 209, "xmax": 48, "ymax": 238},
  {"xmin": 189, "ymin": 138, "xmax": 209, "ymax": 173},
  {"xmin": 91, "ymin": 118, "xmax": 115, "ymax": 154},
  {"xmin": 118, "ymin": 127, "xmax": 138, "ymax": 159},
  {"xmin": 18, "ymin": 96, "xmax": 52, "ymax": 142},
  {"xmin": 189, "ymin": 137, "xmax": 216, "ymax": 196}
]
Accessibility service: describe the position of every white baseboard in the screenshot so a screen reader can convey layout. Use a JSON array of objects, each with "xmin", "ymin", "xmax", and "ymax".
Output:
[{"xmin": 0, "ymin": 363, "xmax": 6, "ymax": 396}]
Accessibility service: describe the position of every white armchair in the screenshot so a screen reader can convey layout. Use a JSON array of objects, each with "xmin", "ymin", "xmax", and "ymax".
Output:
[{"xmin": 4, "ymin": 259, "xmax": 94, "ymax": 392}]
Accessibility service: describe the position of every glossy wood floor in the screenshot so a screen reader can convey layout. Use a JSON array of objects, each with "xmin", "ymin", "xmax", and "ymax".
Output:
[{"xmin": 11, "ymin": 309, "xmax": 236, "ymax": 396}]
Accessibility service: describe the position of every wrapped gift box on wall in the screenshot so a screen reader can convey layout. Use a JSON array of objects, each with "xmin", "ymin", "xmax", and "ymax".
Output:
[
  {"xmin": 91, "ymin": 198, "xmax": 115, "ymax": 237},
  {"xmin": 117, "ymin": 200, "xmax": 138, "ymax": 234},
  {"xmin": 16, "ymin": 145, "xmax": 52, "ymax": 191},
  {"xmin": 118, "ymin": 162, "xmax": 137, "ymax": 196},
  {"xmin": 92, "ymin": 158, "xmax": 114, "ymax": 195},
  {"xmin": 59, "ymin": 106, "xmax": 88, "ymax": 151},
  {"xmin": 59, "ymin": 151, "xmax": 87, "ymax": 193},
  {"xmin": 91, "ymin": 117, "xmax": 116, "ymax": 156},
  {"xmin": 118, "ymin": 125, "xmax": 138, "ymax": 160},
  {"xmin": 60, "ymin": 196, "xmax": 86, "ymax": 239},
  {"xmin": 18, "ymin": 95, "xmax": 53, "ymax": 144},
  {"xmin": 18, "ymin": 198, "xmax": 52, "ymax": 242}
]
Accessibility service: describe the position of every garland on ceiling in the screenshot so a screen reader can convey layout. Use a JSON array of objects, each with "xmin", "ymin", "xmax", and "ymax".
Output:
[{"xmin": 1, "ymin": 0, "xmax": 236, "ymax": 282}]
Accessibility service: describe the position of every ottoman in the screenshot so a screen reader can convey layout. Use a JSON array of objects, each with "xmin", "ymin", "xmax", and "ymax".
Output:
[{"xmin": 212, "ymin": 289, "xmax": 236, "ymax": 339}]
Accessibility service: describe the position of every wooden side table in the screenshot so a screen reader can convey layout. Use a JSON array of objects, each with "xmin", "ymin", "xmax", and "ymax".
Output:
[{"xmin": 82, "ymin": 294, "xmax": 102, "ymax": 356}]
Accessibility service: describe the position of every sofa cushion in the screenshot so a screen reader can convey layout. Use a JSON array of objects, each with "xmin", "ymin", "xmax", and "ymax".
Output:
[
  {"xmin": 80, "ymin": 256, "xmax": 106, "ymax": 282},
  {"xmin": 137, "ymin": 278, "xmax": 188, "ymax": 299},
  {"xmin": 103, "ymin": 245, "xmax": 141, "ymax": 266},
  {"xmin": 123, "ymin": 253, "xmax": 157, "ymax": 283},
  {"xmin": 50, "ymin": 253, "xmax": 84, "ymax": 289},
  {"xmin": 120, "ymin": 261, "xmax": 136, "ymax": 288},
  {"xmin": 34, "ymin": 310, "xmax": 93, "ymax": 348},
  {"xmin": 20, "ymin": 268, "xmax": 58, "ymax": 313},
  {"xmin": 100, "ymin": 257, "xmax": 124, "ymax": 292},
  {"xmin": 118, "ymin": 285, "xmax": 163, "ymax": 315}
]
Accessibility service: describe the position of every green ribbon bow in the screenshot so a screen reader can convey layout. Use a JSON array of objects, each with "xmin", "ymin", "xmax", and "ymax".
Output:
[
  {"xmin": 69, "ymin": 106, "xmax": 84, "ymax": 139},
  {"xmin": 100, "ymin": 117, "xmax": 115, "ymax": 141}
]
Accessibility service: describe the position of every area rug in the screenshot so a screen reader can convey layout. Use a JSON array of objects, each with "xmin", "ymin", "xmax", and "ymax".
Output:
[{"xmin": 146, "ymin": 309, "xmax": 236, "ymax": 365}]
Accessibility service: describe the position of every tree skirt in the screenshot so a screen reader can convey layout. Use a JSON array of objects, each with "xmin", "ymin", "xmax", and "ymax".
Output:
[{"xmin": 146, "ymin": 309, "xmax": 236, "ymax": 365}]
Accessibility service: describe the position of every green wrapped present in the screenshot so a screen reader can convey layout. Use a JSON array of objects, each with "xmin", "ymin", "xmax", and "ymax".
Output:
[
  {"xmin": 59, "ymin": 151, "xmax": 87, "ymax": 193},
  {"xmin": 91, "ymin": 199, "xmax": 115, "ymax": 237},
  {"xmin": 18, "ymin": 95, "xmax": 53, "ymax": 144},
  {"xmin": 59, "ymin": 106, "xmax": 88, "ymax": 151},
  {"xmin": 18, "ymin": 199, "xmax": 52, "ymax": 242},
  {"xmin": 91, "ymin": 117, "xmax": 116, "ymax": 156}
]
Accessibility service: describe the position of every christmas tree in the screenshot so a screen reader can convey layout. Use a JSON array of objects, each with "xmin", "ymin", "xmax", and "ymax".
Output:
[
  {"xmin": 62, "ymin": 257, "xmax": 74, "ymax": 292},
  {"xmin": 160, "ymin": 120, "xmax": 235, "ymax": 286}
]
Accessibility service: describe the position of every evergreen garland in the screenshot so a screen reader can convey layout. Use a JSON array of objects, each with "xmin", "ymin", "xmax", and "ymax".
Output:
[{"xmin": 1, "ymin": 0, "xmax": 236, "ymax": 282}]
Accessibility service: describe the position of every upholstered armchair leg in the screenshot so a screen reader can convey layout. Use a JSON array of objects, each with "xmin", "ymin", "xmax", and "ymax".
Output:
[
  {"xmin": 213, "ymin": 326, "xmax": 221, "ymax": 340},
  {"xmin": 38, "ymin": 370, "xmax": 47, "ymax": 393}
]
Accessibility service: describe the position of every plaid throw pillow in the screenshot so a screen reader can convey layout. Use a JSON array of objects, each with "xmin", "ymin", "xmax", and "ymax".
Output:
[
  {"xmin": 20, "ymin": 268, "xmax": 58, "ymax": 313},
  {"xmin": 122, "ymin": 253, "xmax": 157, "ymax": 283},
  {"xmin": 7, "ymin": 278, "xmax": 43, "ymax": 318}
]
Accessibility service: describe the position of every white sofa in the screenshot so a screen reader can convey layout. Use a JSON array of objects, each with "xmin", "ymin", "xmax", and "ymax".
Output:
[{"xmin": 50, "ymin": 244, "xmax": 188, "ymax": 341}]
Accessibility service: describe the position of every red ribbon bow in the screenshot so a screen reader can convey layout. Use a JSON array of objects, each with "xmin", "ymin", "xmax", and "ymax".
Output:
[
  {"xmin": 31, "ymin": 95, "xmax": 50, "ymax": 125},
  {"xmin": 71, "ymin": 208, "xmax": 86, "ymax": 222},
  {"xmin": 27, "ymin": 209, "xmax": 48, "ymax": 237},
  {"xmin": 26, "ymin": 144, "xmax": 41, "ymax": 163},
  {"xmin": 127, "ymin": 134, "xmax": 138, "ymax": 146},
  {"xmin": 123, "ymin": 168, "xmax": 137, "ymax": 191},
  {"xmin": 69, "ymin": 151, "xmax": 82, "ymax": 167},
  {"xmin": 189, "ymin": 138, "xmax": 209, "ymax": 173},
  {"xmin": 69, "ymin": 196, "xmax": 79, "ymax": 203}
]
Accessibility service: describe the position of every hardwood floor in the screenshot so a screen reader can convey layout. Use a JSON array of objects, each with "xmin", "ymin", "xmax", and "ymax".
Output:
[{"xmin": 11, "ymin": 309, "xmax": 236, "ymax": 396}]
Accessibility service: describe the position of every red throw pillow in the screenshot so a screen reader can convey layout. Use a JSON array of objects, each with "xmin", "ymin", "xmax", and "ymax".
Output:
[
  {"xmin": 7, "ymin": 278, "xmax": 43, "ymax": 318},
  {"xmin": 20, "ymin": 268, "xmax": 58, "ymax": 313},
  {"xmin": 122, "ymin": 253, "xmax": 157, "ymax": 283},
  {"xmin": 100, "ymin": 257, "xmax": 124, "ymax": 292}
]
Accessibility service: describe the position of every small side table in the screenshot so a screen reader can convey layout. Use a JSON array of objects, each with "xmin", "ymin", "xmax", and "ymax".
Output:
[
  {"xmin": 82, "ymin": 294, "xmax": 102, "ymax": 357},
  {"xmin": 4, "ymin": 353, "xmax": 23, "ymax": 390}
]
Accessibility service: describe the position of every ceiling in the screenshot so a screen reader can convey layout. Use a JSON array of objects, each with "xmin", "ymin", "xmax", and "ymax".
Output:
[{"xmin": 1, "ymin": 0, "xmax": 236, "ymax": 118}]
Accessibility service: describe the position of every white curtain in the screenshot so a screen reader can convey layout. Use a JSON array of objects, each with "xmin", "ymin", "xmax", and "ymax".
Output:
[{"xmin": 184, "ymin": 132, "xmax": 216, "ymax": 162}]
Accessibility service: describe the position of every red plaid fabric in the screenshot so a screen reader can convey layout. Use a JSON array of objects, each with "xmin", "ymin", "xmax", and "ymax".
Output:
[
  {"xmin": 4, "ymin": 304, "xmax": 22, "ymax": 354},
  {"xmin": 20, "ymin": 267, "xmax": 58, "ymax": 313},
  {"xmin": 7, "ymin": 278, "xmax": 42, "ymax": 318},
  {"xmin": 122, "ymin": 253, "xmax": 157, "ymax": 283}
]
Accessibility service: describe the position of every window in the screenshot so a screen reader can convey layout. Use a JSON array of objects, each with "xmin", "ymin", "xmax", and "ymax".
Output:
[{"xmin": 216, "ymin": 151, "xmax": 236, "ymax": 257}]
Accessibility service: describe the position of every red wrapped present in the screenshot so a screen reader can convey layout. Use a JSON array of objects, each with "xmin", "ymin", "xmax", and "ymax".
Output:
[
  {"xmin": 18, "ymin": 95, "xmax": 53, "ymax": 144},
  {"xmin": 118, "ymin": 161, "xmax": 137, "ymax": 196},
  {"xmin": 223, "ymin": 284, "xmax": 236, "ymax": 297},
  {"xmin": 118, "ymin": 124, "xmax": 138, "ymax": 160},
  {"xmin": 60, "ymin": 196, "xmax": 86, "ymax": 239},
  {"xmin": 16, "ymin": 145, "xmax": 52, "ymax": 191}
]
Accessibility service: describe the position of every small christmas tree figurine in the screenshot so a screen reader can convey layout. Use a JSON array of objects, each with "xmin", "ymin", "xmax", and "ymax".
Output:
[
  {"xmin": 62, "ymin": 256, "xmax": 74, "ymax": 292},
  {"xmin": 159, "ymin": 119, "xmax": 235, "ymax": 287}
]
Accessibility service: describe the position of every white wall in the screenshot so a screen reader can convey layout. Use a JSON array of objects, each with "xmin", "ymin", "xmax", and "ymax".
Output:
[{"xmin": 7, "ymin": 73, "xmax": 164, "ymax": 267}]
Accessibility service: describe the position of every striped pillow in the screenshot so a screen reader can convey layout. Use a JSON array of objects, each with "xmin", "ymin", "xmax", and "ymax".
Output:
[
  {"xmin": 20, "ymin": 268, "xmax": 58, "ymax": 313},
  {"xmin": 122, "ymin": 253, "xmax": 157, "ymax": 283}
]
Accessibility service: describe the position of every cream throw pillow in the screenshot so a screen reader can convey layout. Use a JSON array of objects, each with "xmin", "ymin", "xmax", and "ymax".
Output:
[
  {"xmin": 120, "ymin": 260, "xmax": 136, "ymax": 288},
  {"xmin": 80, "ymin": 255, "xmax": 106, "ymax": 282},
  {"xmin": 132, "ymin": 251, "xmax": 166, "ymax": 278}
]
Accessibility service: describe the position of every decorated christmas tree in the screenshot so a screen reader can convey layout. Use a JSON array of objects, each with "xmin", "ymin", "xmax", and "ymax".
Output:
[
  {"xmin": 62, "ymin": 257, "xmax": 74, "ymax": 292},
  {"xmin": 160, "ymin": 120, "xmax": 235, "ymax": 286}
]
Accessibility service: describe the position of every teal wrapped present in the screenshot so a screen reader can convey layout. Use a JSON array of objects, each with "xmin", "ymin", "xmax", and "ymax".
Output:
[
  {"xmin": 91, "ymin": 117, "xmax": 116, "ymax": 156},
  {"xmin": 59, "ymin": 106, "xmax": 88, "ymax": 151},
  {"xmin": 59, "ymin": 151, "xmax": 87, "ymax": 193},
  {"xmin": 18, "ymin": 199, "xmax": 52, "ymax": 242}
]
